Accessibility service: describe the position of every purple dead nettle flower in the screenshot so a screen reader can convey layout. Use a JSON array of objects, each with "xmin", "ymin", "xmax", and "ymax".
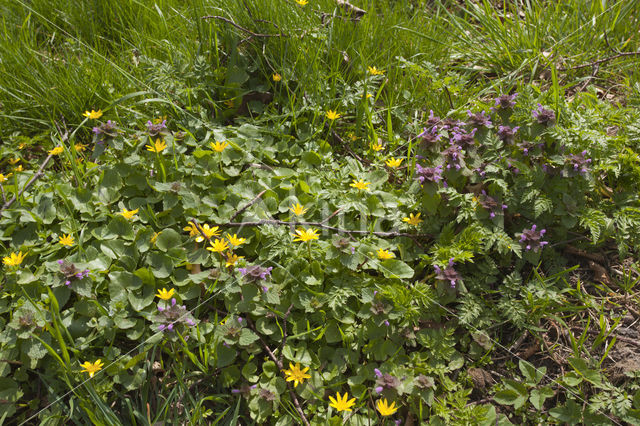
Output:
[
  {"xmin": 493, "ymin": 93, "xmax": 518, "ymax": 110},
  {"xmin": 375, "ymin": 371, "xmax": 401, "ymax": 391},
  {"xmin": 442, "ymin": 117, "xmax": 465, "ymax": 130},
  {"xmin": 418, "ymin": 126, "xmax": 441, "ymax": 146},
  {"xmin": 232, "ymin": 384, "xmax": 257, "ymax": 397},
  {"xmin": 497, "ymin": 125, "xmax": 520, "ymax": 143},
  {"xmin": 153, "ymin": 298, "xmax": 197, "ymax": 332},
  {"xmin": 442, "ymin": 143, "xmax": 463, "ymax": 170},
  {"xmin": 567, "ymin": 150, "xmax": 592, "ymax": 174},
  {"xmin": 415, "ymin": 164, "xmax": 444, "ymax": 183},
  {"xmin": 146, "ymin": 119, "xmax": 167, "ymax": 137},
  {"xmin": 467, "ymin": 110, "xmax": 492, "ymax": 127},
  {"xmin": 478, "ymin": 191, "xmax": 506, "ymax": 218},
  {"xmin": 451, "ymin": 127, "xmax": 477, "ymax": 147},
  {"xmin": 433, "ymin": 258, "xmax": 460, "ymax": 288},
  {"xmin": 238, "ymin": 265, "xmax": 273, "ymax": 282},
  {"xmin": 92, "ymin": 120, "xmax": 118, "ymax": 138},
  {"xmin": 532, "ymin": 104, "xmax": 556, "ymax": 126},
  {"xmin": 425, "ymin": 110, "xmax": 441, "ymax": 128},
  {"xmin": 520, "ymin": 224, "xmax": 548, "ymax": 252}
]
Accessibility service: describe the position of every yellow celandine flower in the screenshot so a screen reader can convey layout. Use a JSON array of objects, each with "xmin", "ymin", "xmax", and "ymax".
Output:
[
  {"xmin": 195, "ymin": 224, "xmax": 221, "ymax": 243},
  {"xmin": 210, "ymin": 141, "xmax": 229, "ymax": 152},
  {"xmin": 226, "ymin": 234, "xmax": 246, "ymax": 246},
  {"xmin": 225, "ymin": 251, "xmax": 244, "ymax": 267},
  {"xmin": 156, "ymin": 288, "xmax": 175, "ymax": 300},
  {"xmin": 292, "ymin": 228, "xmax": 320, "ymax": 242},
  {"xmin": 347, "ymin": 132, "xmax": 357, "ymax": 141},
  {"xmin": 80, "ymin": 359, "xmax": 104, "ymax": 378},
  {"xmin": 183, "ymin": 222, "xmax": 200, "ymax": 237},
  {"xmin": 83, "ymin": 109, "xmax": 103, "ymax": 120},
  {"xmin": 376, "ymin": 399, "xmax": 398, "ymax": 416},
  {"xmin": 377, "ymin": 248, "xmax": 395, "ymax": 260},
  {"xmin": 59, "ymin": 234, "xmax": 75, "ymax": 247},
  {"xmin": 350, "ymin": 179, "xmax": 370, "ymax": 191},
  {"xmin": 370, "ymin": 142, "xmax": 384, "ymax": 152},
  {"xmin": 283, "ymin": 362, "xmax": 311, "ymax": 387},
  {"xmin": 402, "ymin": 212, "xmax": 423, "ymax": 226},
  {"xmin": 8, "ymin": 158, "xmax": 20, "ymax": 165},
  {"xmin": 151, "ymin": 232, "xmax": 160, "ymax": 244},
  {"xmin": 385, "ymin": 158, "xmax": 403, "ymax": 168},
  {"xmin": 363, "ymin": 93, "xmax": 373, "ymax": 99},
  {"xmin": 120, "ymin": 208, "xmax": 139, "ymax": 220},
  {"xmin": 368, "ymin": 66, "xmax": 385, "ymax": 76},
  {"xmin": 295, "ymin": 0, "xmax": 308, "ymax": 5},
  {"xmin": 326, "ymin": 110, "xmax": 341, "ymax": 121},
  {"xmin": 289, "ymin": 203, "xmax": 308, "ymax": 216},
  {"xmin": 0, "ymin": 173, "xmax": 12, "ymax": 183},
  {"xmin": 74, "ymin": 143, "xmax": 87, "ymax": 152},
  {"xmin": 48, "ymin": 146, "xmax": 64, "ymax": 156},
  {"xmin": 146, "ymin": 139, "xmax": 167, "ymax": 153},
  {"xmin": 18, "ymin": 143, "xmax": 26, "ymax": 149},
  {"xmin": 3, "ymin": 251, "xmax": 26, "ymax": 267},
  {"xmin": 328, "ymin": 391, "xmax": 356, "ymax": 412},
  {"xmin": 13, "ymin": 165, "xmax": 24, "ymax": 172},
  {"xmin": 272, "ymin": 73, "xmax": 282, "ymax": 82},
  {"xmin": 207, "ymin": 238, "xmax": 229, "ymax": 253}
]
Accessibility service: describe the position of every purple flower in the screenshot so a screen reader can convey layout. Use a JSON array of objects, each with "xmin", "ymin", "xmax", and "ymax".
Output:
[
  {"xmin": 532, "ymin": 103, "xmax": 556, "ymax": 126},
  {"xmin": 415, "ymin": 164, "xmax": 444, "ymax": 184},
  {"xmin": 158, "ymin": 306, "xmax": 164, "ymax": 312},
  {"xmin": 186, "ymin": 319, "xmax": 195, "ymax": 326},
  {"xmin": 567, "ymin": 150, "xmax": 592, "ymax": 174},
  {"xmin": 92, "ymin": 120, "xmax": 118, "ymax": 138},
  {"xmin": 237, "ymin": 317, "xmax": 243, "ymax": 323},
  {"xmin": 374, "ymin": 386, "xmax": 384, "ymax": 394},
  {"xmin": 238, "ymin": 265, "xmax": 273, "ymax": 282},
  {"xmin": 467, "ymin": 110, "xmax": 492, "ymax": 127},
  {"xmin": 65, "ymin": 280, "xmax": 71, "ymax": 287},
  {"xmin": 451, "ymin": 127, "xmax": 477, "ymax": 147},
  {"xmin": 146, "ymin": 119, "xmax": 167, "ymax": 137},
  {"xmin": 171, "ymin": 298, "xmax": 177, "ymax": 306},
  {"xmin": 520, "ymin": 224, "xmax": 548, "ymax": 252},
  {"xmin": 158, "ymin": 324, "xmax": 166, "ymax": 331},
  {"xmin": 350, "ymin": 246, "xmax": 355, "ymax": 254},
  {"xmin": 418, "ymin": 126, "xmax": 441, "ymax": 145},
  {"xmin": 374, "ymin": 368, "xmax": 383, "ymax": 378},
  {"xmin": 425, "ymin": 110, "xmax": 441, "ymax": 127},
  {"xmin": 57, "ymin": 259, "xmax": 64, "ymax": 265},
  {"xmin": 494, "ymin": 93, "xmax": 518, "ymax": 109},
  {"xmin": 167, "ymin": 323, "xmax": 174, "ymax": 331},
  {"xmin": 441, "ymin": 118, "xmax": 466, "ymax": 130},
  {"xmin": 384, "ymin": 320, "xmax": 390, "ymax": 326},
  {"xmin": 441, "ymin": 143, "xmax": 464, "ymax": 170},
  {"xmin": 497, "ymin": 125, "xmax": 520, "ymax": 143},
  {"xmin": 434, "ymin": 258, "xmax": 460, "ymax": 288}
]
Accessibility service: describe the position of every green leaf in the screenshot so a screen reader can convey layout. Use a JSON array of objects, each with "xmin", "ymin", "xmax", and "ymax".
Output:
[
  {"xmin": 380, "ymin": 259, "xmax": 414, "ymax": 279},
  {"xmin": 155, "ymin": 229, "xmax": 182, "ymax": 252},
  {"xmin": 239, "ymin": 329, "xmax": 259, "ymax": 346},
  {"xmin": 519, "ymin": 360, "xmax": 545, "ymax": 385},
  {"xmin": 529, "ymin": 386, "xmax": 554, "ymax": 410}
]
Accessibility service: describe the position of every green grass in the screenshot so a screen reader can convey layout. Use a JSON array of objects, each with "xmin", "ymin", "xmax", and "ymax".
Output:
[{"xmin": 2, "ymin": 0, "xmax": 640, "ymax": 424}]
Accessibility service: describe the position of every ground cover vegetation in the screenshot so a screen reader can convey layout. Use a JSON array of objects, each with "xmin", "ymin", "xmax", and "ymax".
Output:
[{"xmin": 1, "ymin": 0, "xmax": 640, "ymax": 424}]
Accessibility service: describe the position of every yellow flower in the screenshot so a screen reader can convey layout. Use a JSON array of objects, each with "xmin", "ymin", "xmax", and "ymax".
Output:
[
  {"xmin": 363, "ymin": 93, "xmax": 373, "ymax": 99},
  {"xmin": 0, "ymin": 173, "xmax": 12, "ymax": 183},
  {"xmin": 207, "ymin": 238, "xmax": 229, "ymax": 253},
  {"xmin": 59, "ymin": 234, "xmax": 75, "ymax": 247},
  {"xmin": 370, "ymin": 142, "xmax": 384, "ymax": 152},
  {"xmin": 83, "ymin": 109, "xmax": 103, "ymax": 119},
  {"xmin": 3, "ymin": 251, "xmax": 26, "ymax": 267},
  {"xmin": 272, "ymin": 73, "xmax": 282, "ymax": 82},
  {"xmin": 48, "ymin": 146, "xmax": 64, "ymax": 156},
  {"xmin": 292, "ymin": 228, "xmax": 320, "ymax": 242},
  {"xmin": 368, "ymin": 66, "xmax": 384, "ymax": 75},
  {"xmin": 326, "ymin": 110, "xmax": 341, "ymax": 121},
  {"xmin": 225, "ymin": 251, "xmax": 244, "ymax": 267},
  {"xmin": 13, "ymin": 165, "xmax": 24, "ymax": 172},
  {"xmin": 295, "ymin": 0, "xmax": 308, "ymax": 5},
  {"xmin": 80, "ymin": 359, "xmax": 104, "ymax": 378},
  {"xmin": 210, "ymin": 141, "xmax": 229, "ymax": 152},
  {"xmin": 8, "ymin": 158, "xmax": 20, "ymax": 165},
  {"xmin": 328, "ymin": 391, "xmax": 356, "ymax": 412},
  {"xmin": 385, "ymin": 158, "xmax": 403, "ymax": 168},
  {"xmin": 290, "ymin": 203, "xmax": 308, "ymax": 216},
  {"xmin": 347, "ymin": 132, "xmax": 357, "ymax": 141},
  {"xmin": 350, "ymin": 179, "xmax": 370, "ymax": 191},
  {"xmin": 283, "ymin": 362, "xmax": 311, "ymax": 387},
  {"xmin": 226, "ymin": 234, "xmax": 246, "ymax": 246},
  {"xmin": 151, "ymin": 232, "xmax": 160, "ymax": 244},
  {"xmin": 195, "ymin": 224, "xmax": 221, "ymax": 243},
  {"xmin": 376, "ymin": 399, "xmax": 398, "ymax": 416},
  {"xmin": 120, "ymin": 207, "xmax": 139, "ymax": 220},
  {"xmin": 402, "ymin": 213, "xmax": 423, "ymax": 226},
  {"xmin": 377, "ymin": 248, "xmax": 395, "ymax": 260},
  {"xmin": 156, "ymin": 288, "xmax": 175, "ymax": 300},
  {"xmin": 74, "ymin": 143, "xmax": 87, "ymax": 152},
  {"xmin": 146, "ymin": 139, "xmax": 167, "ymax": 153},
  {"xmin": 224, "ymin": 99, "xmax": 235, "ymax": 108},
  {"xmin": 184, "ymin": 222, "xmax": 200, "ymax": 237}
]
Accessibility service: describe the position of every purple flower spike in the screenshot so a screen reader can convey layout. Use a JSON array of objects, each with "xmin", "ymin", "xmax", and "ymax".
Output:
[
  {"xmin": 57, "ymin": 259, "xmax": 64, "ymax": 265},
  {"xmin": 65, "ymin": 280, "xmax": 71, "ymax": 287},
  {"xmin": 186, "ymin": 319, "xmax": 195, "ymax": 326},
  {"xmin": 375, "ymin": 386, "xmax": 384, "ymax": 394},
  {"xmin": 171, "ymin": 298, "xmax": 177, "ymax": 306},
  {"xmin": 158, "ymin": 306, "xmax": 164, "ymax": 312},
  {"xmin": 520, "ymin": 225, "xmax": 547, "ymax": 252},
  {"xmin": 374, "ymin": 368, "xmax": 383, "ymax": 378},
  {"xmin": 158, "ymin": 324, "xmax": 166, "ymax": 331},
  {"xmin": 434, "ymin": 261, "xmax": 460, "ymax": 288},
  {"xmin": 497, "ymin": 125, "xmax": 520, "ymax": 143},
  {"xmin": 384, "ymin": 320, "xmax": 390, "ymax": 326},
  {"xmin": 494, "ymin": 93, "xmax": 518, "ymax": 109},
  {"xmin": 262, "ymin": 286, "xmax": 268, "ymax": 293},
  {"xmin": 532, "ymin": 104, "xmax": 556, "ymax": 126},
  {"xmin": 466, "ymin": 110, "xmax": 492, "ymax": 127},
  {"xmin": 238, "ymin": 267, "xmax": 248, "ymax": 275},
  {"xmin": 167, "ymin": 323, "xmax": 174, "ymax": 331}
]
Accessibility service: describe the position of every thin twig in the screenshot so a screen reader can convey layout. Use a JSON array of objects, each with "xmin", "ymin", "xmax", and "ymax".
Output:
[
  {"xmin": 278, "ymin": 304, "xmax": 294, "ymax": 365},
  {"xmin": 320, "ymin": 208, "xmax": 342, "ymax": 224},
  {"xmin": 557, "ymin": 51, "xmax": 640, "ymax": 71},
  {"xmin": 0, "ymin": 154, "xmax": 54, "ymax": 213},
  {"xmin": 0, "ymin": 184, "xmax": 6, "ymax": 204},
  {"xmin": 223, "ymin": 219, "xmax": 433, "ymax": 239},
  {"xmin": 229, "ymin": 190, "xmax": 268, "ymax": 221},
  {"xmin": 245, "ymin": 317, "xmax": 311, "ymax": 426},
  {"xmin": 331, "ymin": 131, "xmax": 370, "ymax": 165}
]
